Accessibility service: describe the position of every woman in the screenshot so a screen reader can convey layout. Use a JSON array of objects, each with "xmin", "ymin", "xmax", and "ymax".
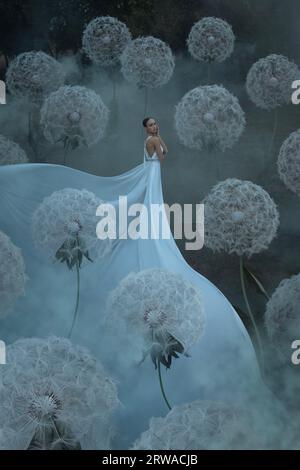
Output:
[{"xmin": 143, "ymin": 116, "xmax": 168, "ymax": 162}]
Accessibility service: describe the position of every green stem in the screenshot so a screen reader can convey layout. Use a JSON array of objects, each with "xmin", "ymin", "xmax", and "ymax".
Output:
[
  {"xmin": 239, "ymin": 256, "xmax": 264, "ymax": 365},
  {"xmin": 157, "ymin": 361, "xmax": 172, "ymax": 411},
  {"xmin": 68, "ymin": 259, "xmax": 80, "ymax": 338}
]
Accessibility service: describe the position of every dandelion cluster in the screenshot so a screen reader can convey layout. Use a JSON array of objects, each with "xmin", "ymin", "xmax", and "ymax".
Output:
[
  {"xmin": 6, "ymin": 51, "xmax": 65, "ymax": 103},
  {"xmin": 202, "ymin": 178, "xmax": 279, "ymax": 257},
  {"xmin": 82, "ymin": 16, "xmax": 132, "ymax": 66},
  {"xmin": 175, "ymin": 85, "xmax": 245, "ymax": 152},
  {"xmin": 120, "ymin": 36, "xmax": 175, "ymax": 88},
  {"xmin": 132, "ymin": 400, "xmax": 261, "ymax": 450},
  {"xmin": 105, "ymin": 268, "xmax": 205, "ymax": 366},
  {"xmin": 31, "ymin": 187, "xmax": 112, "ymax": 265},
  {"xmin": 0, "ymin": 336, "xmax": 119, "ymax": 449},
  {"xmin": 187, "ymin": 17, "xmax": 235, "ymax": 63},
  {"xmin": 0, "ymin": 135, "xmax": 28, "ymax": 165},
  {"xmin": 265, "ymin": 273, "xmax": 300, "ymax": 362},
  {"xmin": 246, "ymin": 54, "xmax": 300, "ymax": 110},
  {"xmin": 40, "ymin": 85, "xmax": 109, "ymax": 148},
  {"xmin": 0, "ymin": 230, "xmax": 27, "ymax": 318},
  {"xmin": 277, "ymin": 130, "xmax": 300, "ymax": 196}
]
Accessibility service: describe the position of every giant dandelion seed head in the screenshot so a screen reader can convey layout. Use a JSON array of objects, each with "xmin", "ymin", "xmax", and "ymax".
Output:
[
  {"xmin": 175, "ymin": 85, "xmax": 245, "ymax": 152},
  {"xmin": 202, "ymin": 178, "xmax": 279, "ymax": 257},
  {"xmin": 40, "ymin": 85, "xmax": 109, "ymax": 148},
  {"xmin": 82, "ymin": 16, "xmax": 132, "ymax": 67},
  {"xmin": 187, "ymin": 17, "xmax": 235, "ymax": 63},
  {"xmin": 120, "ymin": 36, "xmax": 175, "ymax": 89},
  {"xmin": 132, "ymin": 400, "xmax": 261, "ymax": 450},
  {"xmin": 6, "ymin": 51, "xmax": 65, "ymax": 103},
  {"xmin": 105, "ymin": 268, "xmax": 205, "ymax": 365},
  {"xmin": 31, "ymin": 188, "xmax": 112, "ymax": 266},
  {"xmin": 0, "ymin": 230, "xmax": 28, "ymax": 318},
  {"xmin": 0, "ymin": 135, "xmax": 28, "ymax": 165},
  {"xmin": 277, "ymin": 129, "xmax": 300, "ymax": 196},
  {"xmin": 265, "ymin": 274, "xmax": 300, "ymax": 362},
  {"xmin": 0, "ymin": 336, "xmax": 119, "ymax": 449},
  {"xmin": 246, "ymin": 54, "xmax": 300, "ymax": 110}
]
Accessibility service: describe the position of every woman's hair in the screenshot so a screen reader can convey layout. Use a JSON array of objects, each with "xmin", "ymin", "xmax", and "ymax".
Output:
[{"xmin": 142, "ymin": 116, "xmax": 154, "ymax": 127}]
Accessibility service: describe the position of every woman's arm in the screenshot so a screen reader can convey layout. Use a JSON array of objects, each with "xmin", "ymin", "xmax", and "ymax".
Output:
[
  {"xmin": 148, "ymin": 136, "xmax": 165, "ymax": 161},
  {"xmin": 157, "ymin": 125, "xmax": 168, "ymax": 155},
  {"xmin": 158, "ymin": 136, "xmax": 168, "ymax": 155}
]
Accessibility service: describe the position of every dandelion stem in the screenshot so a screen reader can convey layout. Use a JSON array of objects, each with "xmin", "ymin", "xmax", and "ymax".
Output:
[
  {"xmin": 157, "ymin": 361, "xmax": 172, "ymax": 411},
  {"xmin": 213, "ymin": 150, "xmax": 221, "ymax": 181},
  {"xmin": 28, "ymin": 109, "xmax": 38, "ymax": 161},
  {"xmin": 207, "ymin": 63, "xmax": 211, "ymax": 84},
  {"xmin": 51, "ymin": 417, "xmax": 63, "ymax": 441},
  {"xmin": 112, "ymin": 78, "xmax": 116, "ymax": 101},
  {"xmin": 63, "ymin": 140, "xmax": 69, "ymax": 166},
  {"xmin": 144, "ymin": 87, "xmax": 148, "ymax": 116},
  {"xmin": 239, "ymin": 256, "xmax": 264, "ymax": 366},
  {"xmin": 266, "ymin": 107, "xmax": 278, "ymax": 167},
  {"xmin": 68, "ymin": 259, "xmax": 80, "ymax": 338}
]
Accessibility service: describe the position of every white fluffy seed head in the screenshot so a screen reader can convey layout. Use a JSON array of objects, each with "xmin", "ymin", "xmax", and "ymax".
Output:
[
  {"xmin": 31, "ymin": 187, "xmax": 112, "ymax": 263},
  {"xmin": 40, "ymin": 85, "xmax": 109, "ymax": 147},
  {"xmin": 187, "ymin": 17, "xmax": 235, "ymax": 63},
  {"xmin": 120, "ymin": 36, "xmax": 175, "ymax": 88},
  {"xmin": 105, "ymin": 268, "xmax": 205, "ymax": 362},
  {"xmin": 246, "ymin": 54, "xmax": 300, "ymax": 110},
  {"xmin": 0, "ymin": 230, "xmax": 28, "ymax": 318},
  {"xmin": 0, "ymin": 336, "xmax": 119, "ymax": 449},
  {"xmin": 82, "ymin": 16, "xmax": 131, "ymax": 66},
  {"xmin": 277, "ymin": 129, "xmax": 300, "ymax": 196},
  {"xmin": 202, "ymin": 178, "xmax": 280, "ymax": 257},
  {"xmin": 175, "ymin": 85, "xmax": 245, "ymax": 152},
  {"xmin": 0, "ymin": 135, "xmax": 28, "ymax": 165},
  {"xmin": 265, "ymin": 273, "xmax": 300, "ymax": 362},
  {"xmin": 6, "ymin": 51, "xmax": 65, "ymax": 103},
  {"xmin": 132, "ymin": 400, "xmax": 262, "ymax": 450}
]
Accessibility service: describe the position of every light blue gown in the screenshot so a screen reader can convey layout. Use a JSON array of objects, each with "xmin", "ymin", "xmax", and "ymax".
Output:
[{"xmin": 0, "ymin": 140, "xmax": 280, "ymax": 448}]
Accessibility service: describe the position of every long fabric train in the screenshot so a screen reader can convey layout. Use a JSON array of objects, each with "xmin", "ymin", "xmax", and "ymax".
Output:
[{"xmin": 0, "ymin": 159, "xmax": 279, "ymax": 448}]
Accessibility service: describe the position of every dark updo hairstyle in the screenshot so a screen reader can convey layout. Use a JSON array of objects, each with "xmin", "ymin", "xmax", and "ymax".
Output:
[{"xmin": 142, "ymin": 116, "xmax": 154, "ymax": 127}]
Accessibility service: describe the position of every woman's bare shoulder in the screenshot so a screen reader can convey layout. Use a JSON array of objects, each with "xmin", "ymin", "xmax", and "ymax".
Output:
[{"xmin": 147, "ymin": 135, "xmax": 160, "ymax": 144}]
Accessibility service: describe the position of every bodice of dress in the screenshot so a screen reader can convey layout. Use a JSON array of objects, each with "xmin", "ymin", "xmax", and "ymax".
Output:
[{"xmin": 144, "ymin": 136, "xmax": 163, "ymax": 161}]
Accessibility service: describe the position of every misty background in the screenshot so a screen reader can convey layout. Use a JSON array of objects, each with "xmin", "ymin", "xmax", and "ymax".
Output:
[{"xmin": 0, "ymin": 0, "xmax": 300, "ymax": 439}]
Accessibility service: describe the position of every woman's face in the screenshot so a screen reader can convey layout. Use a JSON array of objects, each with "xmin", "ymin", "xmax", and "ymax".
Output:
[{"xmin": 146, "ymin": 118, "xmax": 158, "ymax": 135}]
